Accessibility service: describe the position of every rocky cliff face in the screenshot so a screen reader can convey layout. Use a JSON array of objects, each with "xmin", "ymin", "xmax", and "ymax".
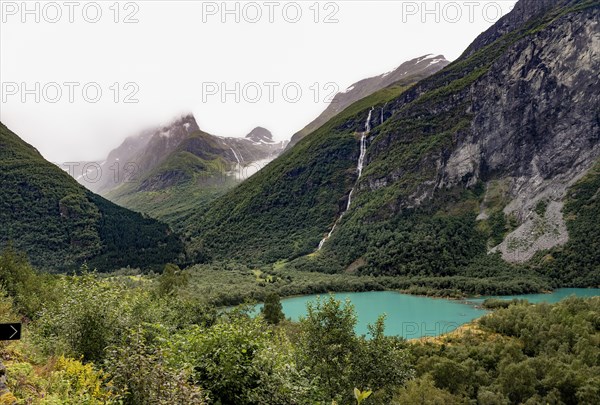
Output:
[{"xmin": 361, "ymin": 1, "xmax": 599, "ymax": 262}]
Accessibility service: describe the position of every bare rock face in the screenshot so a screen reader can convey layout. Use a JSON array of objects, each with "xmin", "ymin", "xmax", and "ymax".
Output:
[
  {"xmin": 359, "ymin": 1, "xmax": 599, "ymax": 262},
  {"xmin": 461, "ymin": 6, "xmax": 599, "ymax": 260},
  {"xmin": 492, "ymin": 200, "xmax": 569, "ymax": 262}
]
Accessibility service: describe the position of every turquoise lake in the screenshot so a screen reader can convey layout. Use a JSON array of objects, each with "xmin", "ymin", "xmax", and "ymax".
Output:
[{"xmin": 259, "ymin": 288, "xmax": 600, "ymax": 339}]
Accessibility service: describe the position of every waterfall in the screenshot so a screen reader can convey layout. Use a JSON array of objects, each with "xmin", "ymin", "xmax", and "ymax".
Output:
[
  {"xmin": 318, "ymin": 107, "xmax": 374, "ymax": 250},
  {"xmin": 230, "ymin": 147, "xmax": 244, "ymax": 179},
  {"xmin": 230, "ymin": 147, "xmax": 241, "ymax": 164}
]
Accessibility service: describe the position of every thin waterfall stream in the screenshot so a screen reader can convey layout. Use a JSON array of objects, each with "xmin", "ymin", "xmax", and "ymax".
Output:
[
  {"xmin": 230, "ymin": 147, "xmax": 242, "ymax": 165},
  {"xmin": 318, "ymin": 107, "xmax": 374, "ymax": 250}
]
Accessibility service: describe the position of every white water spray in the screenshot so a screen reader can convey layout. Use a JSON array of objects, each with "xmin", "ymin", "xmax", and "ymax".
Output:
[{"xmin": 318, "ymin": 107, "xmax": 374, "ymax": 250}]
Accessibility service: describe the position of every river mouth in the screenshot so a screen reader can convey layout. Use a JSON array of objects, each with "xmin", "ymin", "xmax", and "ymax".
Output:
[{"xmin": 256, "ymin": 288, "xmax": 600, "ymax": 339}]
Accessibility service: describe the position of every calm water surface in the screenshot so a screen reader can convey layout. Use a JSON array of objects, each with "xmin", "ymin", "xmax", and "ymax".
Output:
[{"xmin": 263, "ymin": 288, "xmax": 600, "ymax": 339}]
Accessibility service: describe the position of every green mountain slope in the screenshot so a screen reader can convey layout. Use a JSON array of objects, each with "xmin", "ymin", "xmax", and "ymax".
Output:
[
  {"xmin": 286, "ymin": 54, "xmax": 449, "ymax": 149},
  {"xmin": 106, "ymin": 131, "xmax": 239, "ymax": 231},
  {"xmin": 185, "ymin": 80, "xmax": 424, "ymax": 263},
  {"xmin": 0, "ymin": 122, "xmax": 185, "ymax": 272},
  {"xmin": 91, "ymin": 116, "xmax": 285, "ymax": 230},
  {"xmin": 187, "ymin": 0, "xmax": 600, "ymax": 287}
]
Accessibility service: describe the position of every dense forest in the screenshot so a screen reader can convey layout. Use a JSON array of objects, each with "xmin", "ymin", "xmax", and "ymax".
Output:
[
  {"xmin": 0, "ymin": 247, "xmax": 598, "ymax": 404},
  {"xmin": 0, "ymin": 123, "xmax": 186, "ymax": 272}
]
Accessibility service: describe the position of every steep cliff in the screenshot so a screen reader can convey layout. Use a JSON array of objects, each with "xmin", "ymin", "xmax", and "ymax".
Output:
[{"xmin": 362, "ymin": 0, "xmax": 600, "ymax": 262}]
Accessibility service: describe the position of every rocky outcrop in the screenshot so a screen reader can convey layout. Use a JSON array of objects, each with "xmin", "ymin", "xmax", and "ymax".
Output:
[
  {"xmin": 359, "ymin": 0, "xmax": 599, "ymax": 262},
  {"xmin": 456, "ymin": 5, "xmax": 599, "ymax": 260},
  {"xmin": 245, "ymin": 127, "xmax": 274, "ymax": 143}
]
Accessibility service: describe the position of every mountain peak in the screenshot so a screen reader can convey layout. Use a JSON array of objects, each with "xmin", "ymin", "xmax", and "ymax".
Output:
[
  {"xmin": 286, "ymin": 54, "xmax": 450, "ymax": 149},
  {"xmin": 245, "ymin": 127, "xmax": 273, "ymax": 143},
  {"xmin": 161, "ymin": 114, "xmax": 200, "ymax": 135}
]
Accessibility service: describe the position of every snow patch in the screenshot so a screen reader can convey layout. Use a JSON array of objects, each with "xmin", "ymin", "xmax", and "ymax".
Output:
[{"xmin": 427, "ymin": 58, "xmax": 445, "ymax": 67}]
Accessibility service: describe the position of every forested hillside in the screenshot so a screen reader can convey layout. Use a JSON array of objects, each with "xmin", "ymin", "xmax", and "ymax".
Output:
[{"xmin": 0, "ymin": 123, "xmax": 185, "ymax": 271}]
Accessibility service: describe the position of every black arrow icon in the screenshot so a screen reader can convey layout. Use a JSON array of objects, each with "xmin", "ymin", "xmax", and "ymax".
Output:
[{"xmin": 0, "ymin": 323, "xmax": 21, "ymax": 341}]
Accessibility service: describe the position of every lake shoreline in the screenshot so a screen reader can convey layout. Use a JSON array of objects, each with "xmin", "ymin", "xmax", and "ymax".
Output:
[{"xmin": 253, "ymin": 288, "xmax": 600, "ymax": 339}]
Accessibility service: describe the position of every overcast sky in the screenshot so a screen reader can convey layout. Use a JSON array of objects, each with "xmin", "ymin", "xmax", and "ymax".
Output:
[{"xmin": 0, "ymin": 0, "xmax": 517, "ymax": 162}]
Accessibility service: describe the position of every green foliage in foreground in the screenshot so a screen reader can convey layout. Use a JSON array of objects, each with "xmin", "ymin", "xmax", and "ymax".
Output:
[
  {"xmin": 1, "ymin": 248, "xmax": 599, "ymax": 404},
  {"xmin": 261, "ymin": 292, "xmax": 284, "ymax": 325},
  {"xmin": 0, "ymin": 245, "xmax": 56, "ymax": 318},
  {"xmin": 0, "ymin": 251, "xmax": 600, "ymax": 405},
  {"xmin": 157, "ymin": 263, "xmax": 189, "ymax": 296},
  {"xmin": 411, "ymin": 297, "xmax": 600, "ymax": 404},
  {"xmin": 299, "ymin": 297, "xmax": 412, "ymax": 404}
]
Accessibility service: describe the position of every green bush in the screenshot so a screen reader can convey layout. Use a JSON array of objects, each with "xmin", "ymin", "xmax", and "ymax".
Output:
[{"xmin": 105, "ymin": 327, "xmax": 206, "ymax": 405}]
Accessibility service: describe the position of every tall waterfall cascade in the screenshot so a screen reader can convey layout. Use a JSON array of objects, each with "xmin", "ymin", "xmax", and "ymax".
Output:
[{"xmin": 318, "ymin": 108, "xmax": 374, "ymax": 250}]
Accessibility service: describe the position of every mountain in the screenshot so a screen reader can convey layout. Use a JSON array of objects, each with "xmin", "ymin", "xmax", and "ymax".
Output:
[
  {"xmin": 286, "ymin": 55, "xmax": 450, "ymax": 150},
  {"xmin": 68, "ymin": 116, "xmax": 286, "ymax": 195},
  {"xmin": 0, "ymin": 122, "xmax": 185, "ymax": 272},
  {"xmin": 78, "ymin": 115, "xmax": 287, "ymax": 229},
  {"xmin": 187, "ymin": 0, "xmax": 600, "ymax": 287},
  {"xmin": 245, "ymin": 126, "xmax": 274, "ymax": 143}
]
